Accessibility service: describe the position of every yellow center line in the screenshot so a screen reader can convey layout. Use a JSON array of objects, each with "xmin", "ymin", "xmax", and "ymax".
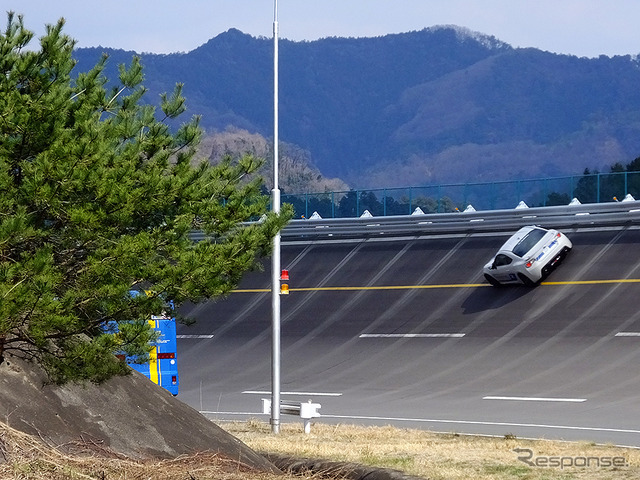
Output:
[
  {"xmin": 292, "ymin": 284, "xmax": 488, "ymax": 291},
  {"xmin": 232, "ymin": 279, "xmax": 640, "ymax": 293},
  {"xmin": 541, "ymin": 279, "xmax": 640, "ymax": 285}
]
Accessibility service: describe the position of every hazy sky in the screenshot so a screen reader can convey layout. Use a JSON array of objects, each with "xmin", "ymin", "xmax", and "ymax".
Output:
[{"xmin": 6, "ymin": 1, "xmax": 640, "ymax": 58}]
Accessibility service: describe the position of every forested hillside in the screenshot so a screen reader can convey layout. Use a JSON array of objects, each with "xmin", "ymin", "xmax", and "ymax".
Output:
[
  {"xmin": 73, "ymin": 26, "xmax": 640, "ymax": 190},
  {"xmin": 197, "ymin": 128, "xmax": 348, "ymax": 194}
]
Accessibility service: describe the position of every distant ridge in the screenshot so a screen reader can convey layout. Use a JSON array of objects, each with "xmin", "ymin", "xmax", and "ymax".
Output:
[
  {"xmin": 73, "ymin": 27, "xmax": 640, "ymax": 188},
  {"xmin": 426, "ymin": 24, "xmax": 510, "ymax": 50}
]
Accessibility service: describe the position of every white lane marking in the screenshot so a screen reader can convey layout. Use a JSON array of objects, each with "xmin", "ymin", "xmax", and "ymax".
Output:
[
  {"xmin": 199, "ymin": 411, "xmax": 640, "ymax": 436},
  {"xmin": 360, "ymin": 333, "xmax": 465, "ymax": 338},
  {"xmin": 322, "ymin": 415, "xmax": 640, "ymax": 435},
  {"xmin": 483, "ymin": 396, "xmax": 586, "ymax": 403},
  {"xmin": 615, "ymin": 332, "xmax": 640, "ymax": 337},
  {"xmin": 177, "ymin": 334, "xmax": 214, "ymax": 339},
  {"xmin": 242, "ymin": 390, "xmax": 343, "ymax": 397},
  {"xmin": 201, "ymin": 410, "xmax": 257, "ymax": 416}
]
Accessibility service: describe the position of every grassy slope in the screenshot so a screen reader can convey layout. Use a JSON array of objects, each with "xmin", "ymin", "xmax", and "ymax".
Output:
[
  {"xmin": 3, "ymin": 420, "xmax": 639, "ymax": 479},
  {"xmin": 223, "ymin": 420, "xmax": 640, "ymax": 480}
]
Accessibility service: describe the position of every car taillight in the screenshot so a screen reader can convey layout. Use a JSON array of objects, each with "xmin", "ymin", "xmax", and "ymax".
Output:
[
  {"xmin": 525, "ymin": 258, "xmax": 535, "ymax": 268},
  {"xmin": 157, "ymin": 352, "xmax": 175, "ymax": 359},
  {"xmin": 172, "ymin": 375, "xmax": 177, "ymax": 385},
  {"xmin": 556, "ymin": 232, "xmax": 561, "ymax": 238}
]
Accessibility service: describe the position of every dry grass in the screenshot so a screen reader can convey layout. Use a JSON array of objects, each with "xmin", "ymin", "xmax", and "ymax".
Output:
[
  {"xmin": 3, "ymin": 419, "xmax": 639, "ymax": 479},
  {"xmin": 0, "ymin": 424, "xmax": 299, "ymax": 480},
  {"xmin": 221, "ymin": 419, "xmax": 640, "ymax": 480}
]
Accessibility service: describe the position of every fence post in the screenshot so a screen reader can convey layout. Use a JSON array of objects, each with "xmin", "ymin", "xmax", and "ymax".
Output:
[
  {"xmin": 463, "ymin": 183, "xmax": 468, "ymax": 209},
  {"xmin": 489, "ymin": 182, "xmax": 496, "ymax": 210},
  {"xmin": 570, "ymin": 175, "xmax": 575, "ymax": 200},
  {"xmin": 409, "ymin": 187, "xmax": 413, "ymax": 214},
  {"xmin": 383, "ymin": 188, "xmax": 387, "ymax": 216},
  {"xmin": 625, "ymin": 171, "xmax": 628, "ymax": 196},
  {"xmin": 331, "ymin": 191, "xmax": 335, "ymax": 218}
]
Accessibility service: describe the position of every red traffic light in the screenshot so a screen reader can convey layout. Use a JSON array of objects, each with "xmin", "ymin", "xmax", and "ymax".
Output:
[{"xmin": 280, "ymin": 269, "xmax": 289, "ymax": 281}]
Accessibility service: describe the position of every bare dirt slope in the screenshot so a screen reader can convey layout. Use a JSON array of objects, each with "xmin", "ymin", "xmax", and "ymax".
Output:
[{"xmin": 0, "ymin": 354, "xmax": 278, "ymax": 473}]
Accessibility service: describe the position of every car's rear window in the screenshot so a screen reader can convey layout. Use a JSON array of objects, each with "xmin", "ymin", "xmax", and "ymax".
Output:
[{"xmin": 512, "ymin": 229, "xmax": 547, "ymax": 257}]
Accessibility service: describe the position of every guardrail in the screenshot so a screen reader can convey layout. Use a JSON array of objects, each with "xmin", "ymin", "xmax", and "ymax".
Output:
[
  {"xmin": 188, "ymin": 199, "xmax": 640, "ymax": 243},
  {"xmin": 261, "ymin": 398, "xmax": 321, "ymax": 434},
  {"xmin": 280, "ymin": 200, "xmax": 640, "ymax": 240}
]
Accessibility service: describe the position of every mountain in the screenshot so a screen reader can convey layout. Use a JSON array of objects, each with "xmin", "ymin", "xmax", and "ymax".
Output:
[
  {"xmin": 73, "ymin": 27, "xmax": 640, "ymax": 190},
  {"xmin": 197, "ymin": 128, "xmax": 349, "ymax": 193}
]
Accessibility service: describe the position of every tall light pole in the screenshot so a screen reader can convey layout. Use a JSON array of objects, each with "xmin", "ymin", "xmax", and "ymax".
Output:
[{"xmin": 270, "ymin": 0, "xmax": 281, "ymax": 434}]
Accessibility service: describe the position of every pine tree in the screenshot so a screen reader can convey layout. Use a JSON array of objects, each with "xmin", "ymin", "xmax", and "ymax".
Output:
[{"xmin": 0, "ymin": 13, "xmax": 291, "ymax": 383}]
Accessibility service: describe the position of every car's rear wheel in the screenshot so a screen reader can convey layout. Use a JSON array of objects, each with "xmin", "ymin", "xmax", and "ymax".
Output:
[
  {"xmin": 542, "ymin": 246, "xmax": 572, "ymax": 278},
  {"xmin": 484, "ymin": 273, "xmax": 501, "ymax": 287},
  {"xmin": 518, "ymin": 272, "xmax": 537, "ymax": 287}
]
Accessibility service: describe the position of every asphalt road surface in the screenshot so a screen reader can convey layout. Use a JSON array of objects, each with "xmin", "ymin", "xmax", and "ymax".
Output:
[{"xmin": 176, "ymin": 226, "xmax": 640, "ymax": 446}]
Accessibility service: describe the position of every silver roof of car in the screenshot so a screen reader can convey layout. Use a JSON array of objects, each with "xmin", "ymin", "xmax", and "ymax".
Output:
[{"xmin": 498, "ymin": 225, "xmax": 542, "ymax": 253}]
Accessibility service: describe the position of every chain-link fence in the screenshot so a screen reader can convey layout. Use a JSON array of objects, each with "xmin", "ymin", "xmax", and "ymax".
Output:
[{"xmin": 280, "ymin": 171, "xmax": 640, "ymax": 219}]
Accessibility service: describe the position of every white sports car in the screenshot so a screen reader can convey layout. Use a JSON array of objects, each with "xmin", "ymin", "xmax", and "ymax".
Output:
[{"xmin": 483, "ymin": 226, "xmax": 572, "ymax": 286}]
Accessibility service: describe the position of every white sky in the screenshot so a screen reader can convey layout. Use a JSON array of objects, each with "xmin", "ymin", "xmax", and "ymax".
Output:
[{"xmin": 6, "ymin": 1, "xmax": 640, "ymax": 58}]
